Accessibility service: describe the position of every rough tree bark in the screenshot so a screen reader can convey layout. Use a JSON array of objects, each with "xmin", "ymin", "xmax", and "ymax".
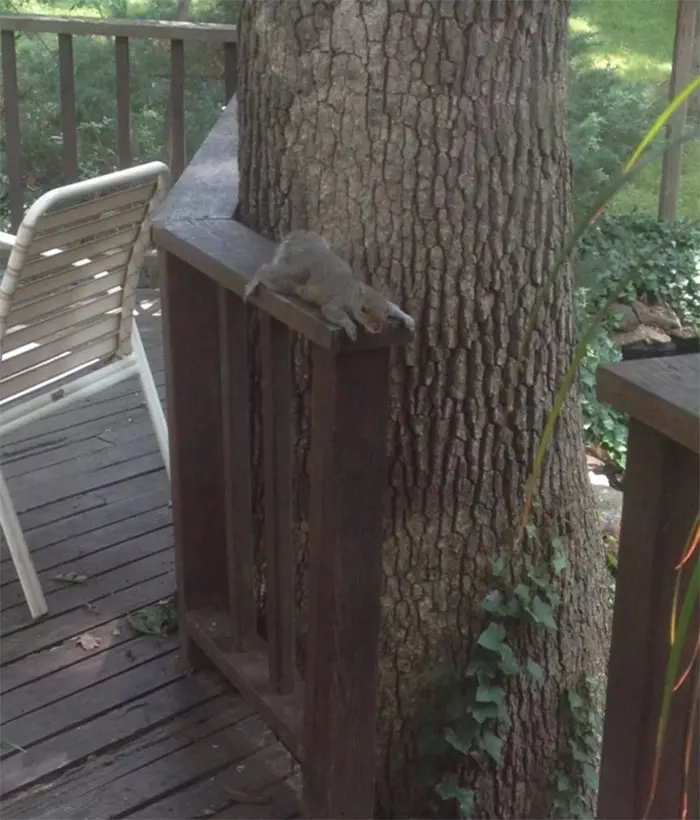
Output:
[{"xmin": 236, "ymin": 1, "xmax": 610, "ymax": 817}]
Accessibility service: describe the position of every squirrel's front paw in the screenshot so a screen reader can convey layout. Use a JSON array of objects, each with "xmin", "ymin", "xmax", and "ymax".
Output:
[
  {"xmin": 339, "ymin": 317, "xmax": 358, "ymax": 340},
  {"xmin": 402, "ymin": 315, "xmax": 416, "ymax": 333}
]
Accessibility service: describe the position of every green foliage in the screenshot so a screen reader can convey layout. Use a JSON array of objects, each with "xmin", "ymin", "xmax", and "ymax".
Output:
[
  {"xmin": 553, "ymin": 675, "xmax": 604, "ymax": 819},
  {"xmin": 419, "ymin": 541, "xmax": 566, "ymax": 818},
  {"xmin": 567, "ymin": 29, "xmax": 667, "ymax": 220},
  {"xmin": 574, "ymin": 213, "xmax": 700, "ymax": 469},
  {"xmin": 0, "ymin": 0, "xmax": 232, "ymax": 229},
  {"xmin": 576, "ymin": 213, "xmax": 700, "ymax": 328}
]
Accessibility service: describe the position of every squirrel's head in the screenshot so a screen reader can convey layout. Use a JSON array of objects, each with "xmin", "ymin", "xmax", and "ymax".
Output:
[{"xmin": 353, "ymin": 284, "xmax": 390, "ymax": 333}]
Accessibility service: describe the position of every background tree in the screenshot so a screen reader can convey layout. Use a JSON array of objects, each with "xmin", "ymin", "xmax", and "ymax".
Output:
[{"xmin": 236, "ymin": 1, "xmax": 611, "ymax": 816}]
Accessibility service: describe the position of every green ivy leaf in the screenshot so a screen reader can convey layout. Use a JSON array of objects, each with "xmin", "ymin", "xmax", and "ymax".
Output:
[
  {"xmin": 568, "ymin": 691, "xmax": 584, "ymax": 710},
  {"xmin": 514, "ymin": 583, "xmax": 531, "ymax": 603},
  {"xmin": 524, "ymin": 523, "xmax": 537, "ymax": 542},
  {"xmin": 582, "ymin": 762, "xmax": 599, "ymax": 789},
  {"xmin": 476, "ymin": 683, "xmax": 505, "ymax": 705},
  {"xmin": 491, "ymin": 557, "xmax": 507, "ymax": 580},
  {"xmin": 479, "ymin": 730, "xmax": 503, "ymax": 763},
  {"xmin": 471, "ymin": 701, "xmax": 502, "ymax": 723},
  {"xmin": 497, "ymin": 642, "xmax": 521, "ymax": 676},
  {"xmin": 551, "ymin": 551, "xmax": 567, "ymax": 575},
  {"xmin": 436, "ymin": 776, "xmax": 475, "ymax": 818},
  {"xmin": 482, "ymin": 590, "xmax": 509, "ymax": 616},
  {"xmin": 444, "ymin": 725, "xmax": 476, "ymax": 756},
  {"xmin": 556, "ymin": 773, "xmax": 571, "ymax": 792},
  {"xmin": 477, "ymin": 622, "xmax": 507, "ymax": 652},
  {"xmin": 530, "ymin": 595, "xmax": 557, "ymax": 631},
  {"xmin": 526, "ymin": 658, "xmax": 545, "ymax": 683}
]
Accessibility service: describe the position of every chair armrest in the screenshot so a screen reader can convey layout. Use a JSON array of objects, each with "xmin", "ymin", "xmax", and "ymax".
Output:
[{"xmin": 0, "ymin": 231, "xmax": 17, "ymax": 250}]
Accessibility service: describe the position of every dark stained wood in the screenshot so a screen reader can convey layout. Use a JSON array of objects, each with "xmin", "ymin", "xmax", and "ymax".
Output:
[
  {"xmin": 2, "ymin": 696, "xmax": 248, "ymax": 818},
  {"xmin": 57, "ymin": 33, "xmax": 78, "ymax": 184},
  {"xmin": 129, "ymin": 744, "xmax": 300, "ymax": 820},
  {"xmin": 153, "ymin": 218, "xmax": 413, "ymax": 352},
  {"xmin": 0, "ymin": 312, "xmax": 299, "ymax": 820},
  {"xmin": 219, "ymin": 288, "xmax": 257, "ymax": 650},
  {"xmin": 153, "ymin": 97, "xmax": 239, "ymax": 223},
  {"xmin": 185, "ymin": 607, "xmax": 304, "ymax": 760},
  {"xmin": 115, "ymin": 35, "xmax": 131, "ymax": 168},
  {"xmin": 1, "ymin": 29, "xmax": 22, "ymax": 230},
  {"xmin": 659, "ymin": 0, "xmax": 699, "ymax": 220},
  {"xmin": 1, "ymin": 520, "xmax": 171, "ymax": 611},
  {"xmin": 303, "ymin": 346, "xmax": 392, "ymax": 819},
  {"xmin": 224, "ymin": 40, "xmax": 238, "ymax": 102},
  {"xmin": 2, "ymin": 633, "xmax": 177, "ymax": 723},
  {"xmin": 260, "ymin": 315, "xmax": 295, "ymax": 694},
  {"xmin": 169, "ymin": 38, "xmax": 186, "ymax": 180},
  {"xmin": 597, "ymin": 421, "xmax": 700, "ymax": 819},
  {"xmin": 0, "ymin": 13, "xmax": 238, "ymax": 43},
  {"xmin": 159, "ymin": 251, "xmax": 229, "ymax": 668},
  {"xmin": 597, "ymin": 354, "xmax": 700, "ymax": 453}
]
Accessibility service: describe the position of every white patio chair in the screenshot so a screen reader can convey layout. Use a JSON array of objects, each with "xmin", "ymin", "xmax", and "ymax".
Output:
[{"xmin": 0, "ymin": 161, "xmax": 172, "ymax": 620}]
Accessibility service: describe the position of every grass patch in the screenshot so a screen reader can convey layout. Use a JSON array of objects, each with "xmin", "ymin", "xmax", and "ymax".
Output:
[{"xmin": 570, "ymin": 0, "xmax": 699, "ymax": 219}]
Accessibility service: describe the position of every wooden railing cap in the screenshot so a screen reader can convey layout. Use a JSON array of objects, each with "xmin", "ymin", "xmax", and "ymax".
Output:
[
  {"xmin": 153, "ymin": 99, "xmax": 412, "ymax": 353},
  {"xmin": 0, "ymin": 13, "xmax": 237, "ymax": 42},
  {"xmin": 596, "ymin": 353, "xmax": 700, "ymax": 453}
]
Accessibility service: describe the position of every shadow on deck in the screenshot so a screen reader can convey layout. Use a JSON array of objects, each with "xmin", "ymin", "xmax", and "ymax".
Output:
[{"xmin": 0, "ymin": 294, "xmax": 301, "ymax": 819}]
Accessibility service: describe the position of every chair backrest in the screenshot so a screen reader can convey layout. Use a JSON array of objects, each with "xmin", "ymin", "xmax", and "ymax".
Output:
[{"xmin": 0, "ymin": 162, "xmax": 170, "ymax": 405}]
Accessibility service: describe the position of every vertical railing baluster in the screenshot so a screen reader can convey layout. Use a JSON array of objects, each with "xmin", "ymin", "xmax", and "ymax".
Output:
[
  {"xmin": 223, "ymin": 40, "xmax": 237, "ymax": 103},
  {"xmin": 159, "ymin": 251, "xmax": 229, "ymax": 670},
  {"xmin": 303, "ymin": 344, "xmax": 391, "ymax": 819},
  {"xmin": 169, "ymin": 38, "xmax": 186, "ymax": 180},
  {"xmin": 260, "ymin": 313, "xmax": 295, "ymax": 695},
  {"xmin": 114, "ymin": 35, "xmax": 131, "ymax": 169},
  {"xmin": 219, "ymin": 286, "xmax": 257, "ymax": 652},
  {"xmin": 1, "ymin": 30, "xmax": 22, "ymax": 231},
  {"xmin": 58, "ymin": 33, "xmax": 78, "ymax": 183}
]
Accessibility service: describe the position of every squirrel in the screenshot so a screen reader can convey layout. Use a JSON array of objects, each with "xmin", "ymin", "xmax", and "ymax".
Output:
[{"xmin": 243, "ymin": 230, "xmax": 415, "ymax": 341}]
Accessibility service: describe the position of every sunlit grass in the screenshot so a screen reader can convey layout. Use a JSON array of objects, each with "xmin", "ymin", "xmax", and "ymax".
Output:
[{"xmin": 570, "ymin": 0, "xmax": 699, "ymax": 218}]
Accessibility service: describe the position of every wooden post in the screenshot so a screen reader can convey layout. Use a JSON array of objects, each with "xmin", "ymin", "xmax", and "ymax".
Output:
[
  {"xmin": 596, "ymin": 355, "xmax": 700, "ymax": 819},
  {"xmin": 658, "ymin": 0, "xmax": 699, "ymax": 220},
  {"xmin": 159, "ymin": 250, "xmax": 229, "ymax": 670},
  {"xmin": 303, "ymin": 346, "xmax": 391, "ymax": 819}
]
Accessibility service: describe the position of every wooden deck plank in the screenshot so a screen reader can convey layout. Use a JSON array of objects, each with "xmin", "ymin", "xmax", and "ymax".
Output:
[
  {"xmin": 0, "ymin": 309, "xmax": 300, "ymax": 819},
  {"xmin": 2, "ymin": 633, "xmax": 177, "ymax": 723},
  {"xmin": 1, "ymin": 529, "xmax": 171, "ymax": 615},
  {"xmin": 1, "ymin": 504, "xmax": 171, "ymax": 589},
  {"xmin": 2, "ymin": 696, "xmax": 255, "ymax": 819},
  {"xmin": 127, "ymin": 743, "xmax": 299, "ymax": 819},
  {"xmin": 25, "ymin": 715, "xmax": 278, "ymax": 818},
  {"xmin": 1, "ymin": 649, "xmax": 182, "ymax": 757}
]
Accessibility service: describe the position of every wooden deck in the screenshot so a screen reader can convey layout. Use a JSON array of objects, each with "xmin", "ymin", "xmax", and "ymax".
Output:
[{"xmin": 0, "ymin": 294, "xmax": 301, "ymax": 819}]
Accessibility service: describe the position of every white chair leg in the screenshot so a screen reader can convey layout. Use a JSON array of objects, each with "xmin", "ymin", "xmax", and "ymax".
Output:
[
  {"xmin": 132, "ymin": 322, "xmax": 170, "ymax": 479},
  {"xmin": 0, "ymin": 467, "xmax": 48, "ymax": 619}
]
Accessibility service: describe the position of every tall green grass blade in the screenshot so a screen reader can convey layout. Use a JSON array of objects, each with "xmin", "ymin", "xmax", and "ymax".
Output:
[
  {"xmin": 516, "ymin": 277, "xmax": 635, "ymax": 542},
  {"xmin": 643, "ymin": 552, "xmax": 700, "ymax": 818},
  {"xmin": 516, "ymin": 128, "xmax": 699, "ymax": 396},
  {"xmin": 625, "ymin": 75, "xmax": 700, "ymax": 173}
]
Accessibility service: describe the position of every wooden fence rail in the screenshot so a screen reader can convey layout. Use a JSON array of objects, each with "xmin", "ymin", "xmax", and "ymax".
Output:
[
  {"xmin": 153, "ymin": 99, "xmax": 412, "ymax": 819},
  {"xmin": 0, "ymin": 13, "xmax": 237, "ymax": 232}
]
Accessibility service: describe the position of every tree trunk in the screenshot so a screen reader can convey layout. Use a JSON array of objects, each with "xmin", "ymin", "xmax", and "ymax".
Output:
[{"xmin": 237, "ymin": 1, "xmax": 610, "ymax": 817}]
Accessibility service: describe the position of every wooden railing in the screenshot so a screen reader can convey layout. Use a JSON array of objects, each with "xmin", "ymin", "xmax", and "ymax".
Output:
[
  {"xmin": 0, "ymin": 13, "xmax": 237, "ymax": 231},
  {"xmin": 153, "ymin": 99, "xmax": 412, "ymax": 819},
  {"xmin": 596, "ymin": 353, "xmax": 699, "ymax": 819}
]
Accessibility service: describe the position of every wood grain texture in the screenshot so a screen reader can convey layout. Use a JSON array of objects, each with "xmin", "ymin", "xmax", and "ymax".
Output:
[
  {"xmin": 0, "ymin": 311, "xmax": 299, "ymax": 820},
  {"xmin": 303, "ymin": 345, "xmax": 391, "ymax": 819},
  {"xmin": 597, "ymin": 353, "xmax": 700, "ymax": 453},
  {"xmin": 597, "ymin": 420, "xmax": 699, "ymax": 819}
]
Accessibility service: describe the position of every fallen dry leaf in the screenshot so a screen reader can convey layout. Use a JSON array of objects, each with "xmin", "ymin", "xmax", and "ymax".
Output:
[
  {"xmin": 224, "ymin": 788, "xmax": 269, "ymax": 805},
  {"xmin": 73, "ymin": 633, "xmax": 101, "ymax": 651}
]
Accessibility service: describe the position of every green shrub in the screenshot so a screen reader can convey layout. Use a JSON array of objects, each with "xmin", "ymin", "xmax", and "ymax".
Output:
[
  {"xmin": 575, "ymin": 214, "xmax": 700, "ymax": 468},
  {"xmin": 567, "ymin": 30, "xmax": 667, "ymax": 220}
]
